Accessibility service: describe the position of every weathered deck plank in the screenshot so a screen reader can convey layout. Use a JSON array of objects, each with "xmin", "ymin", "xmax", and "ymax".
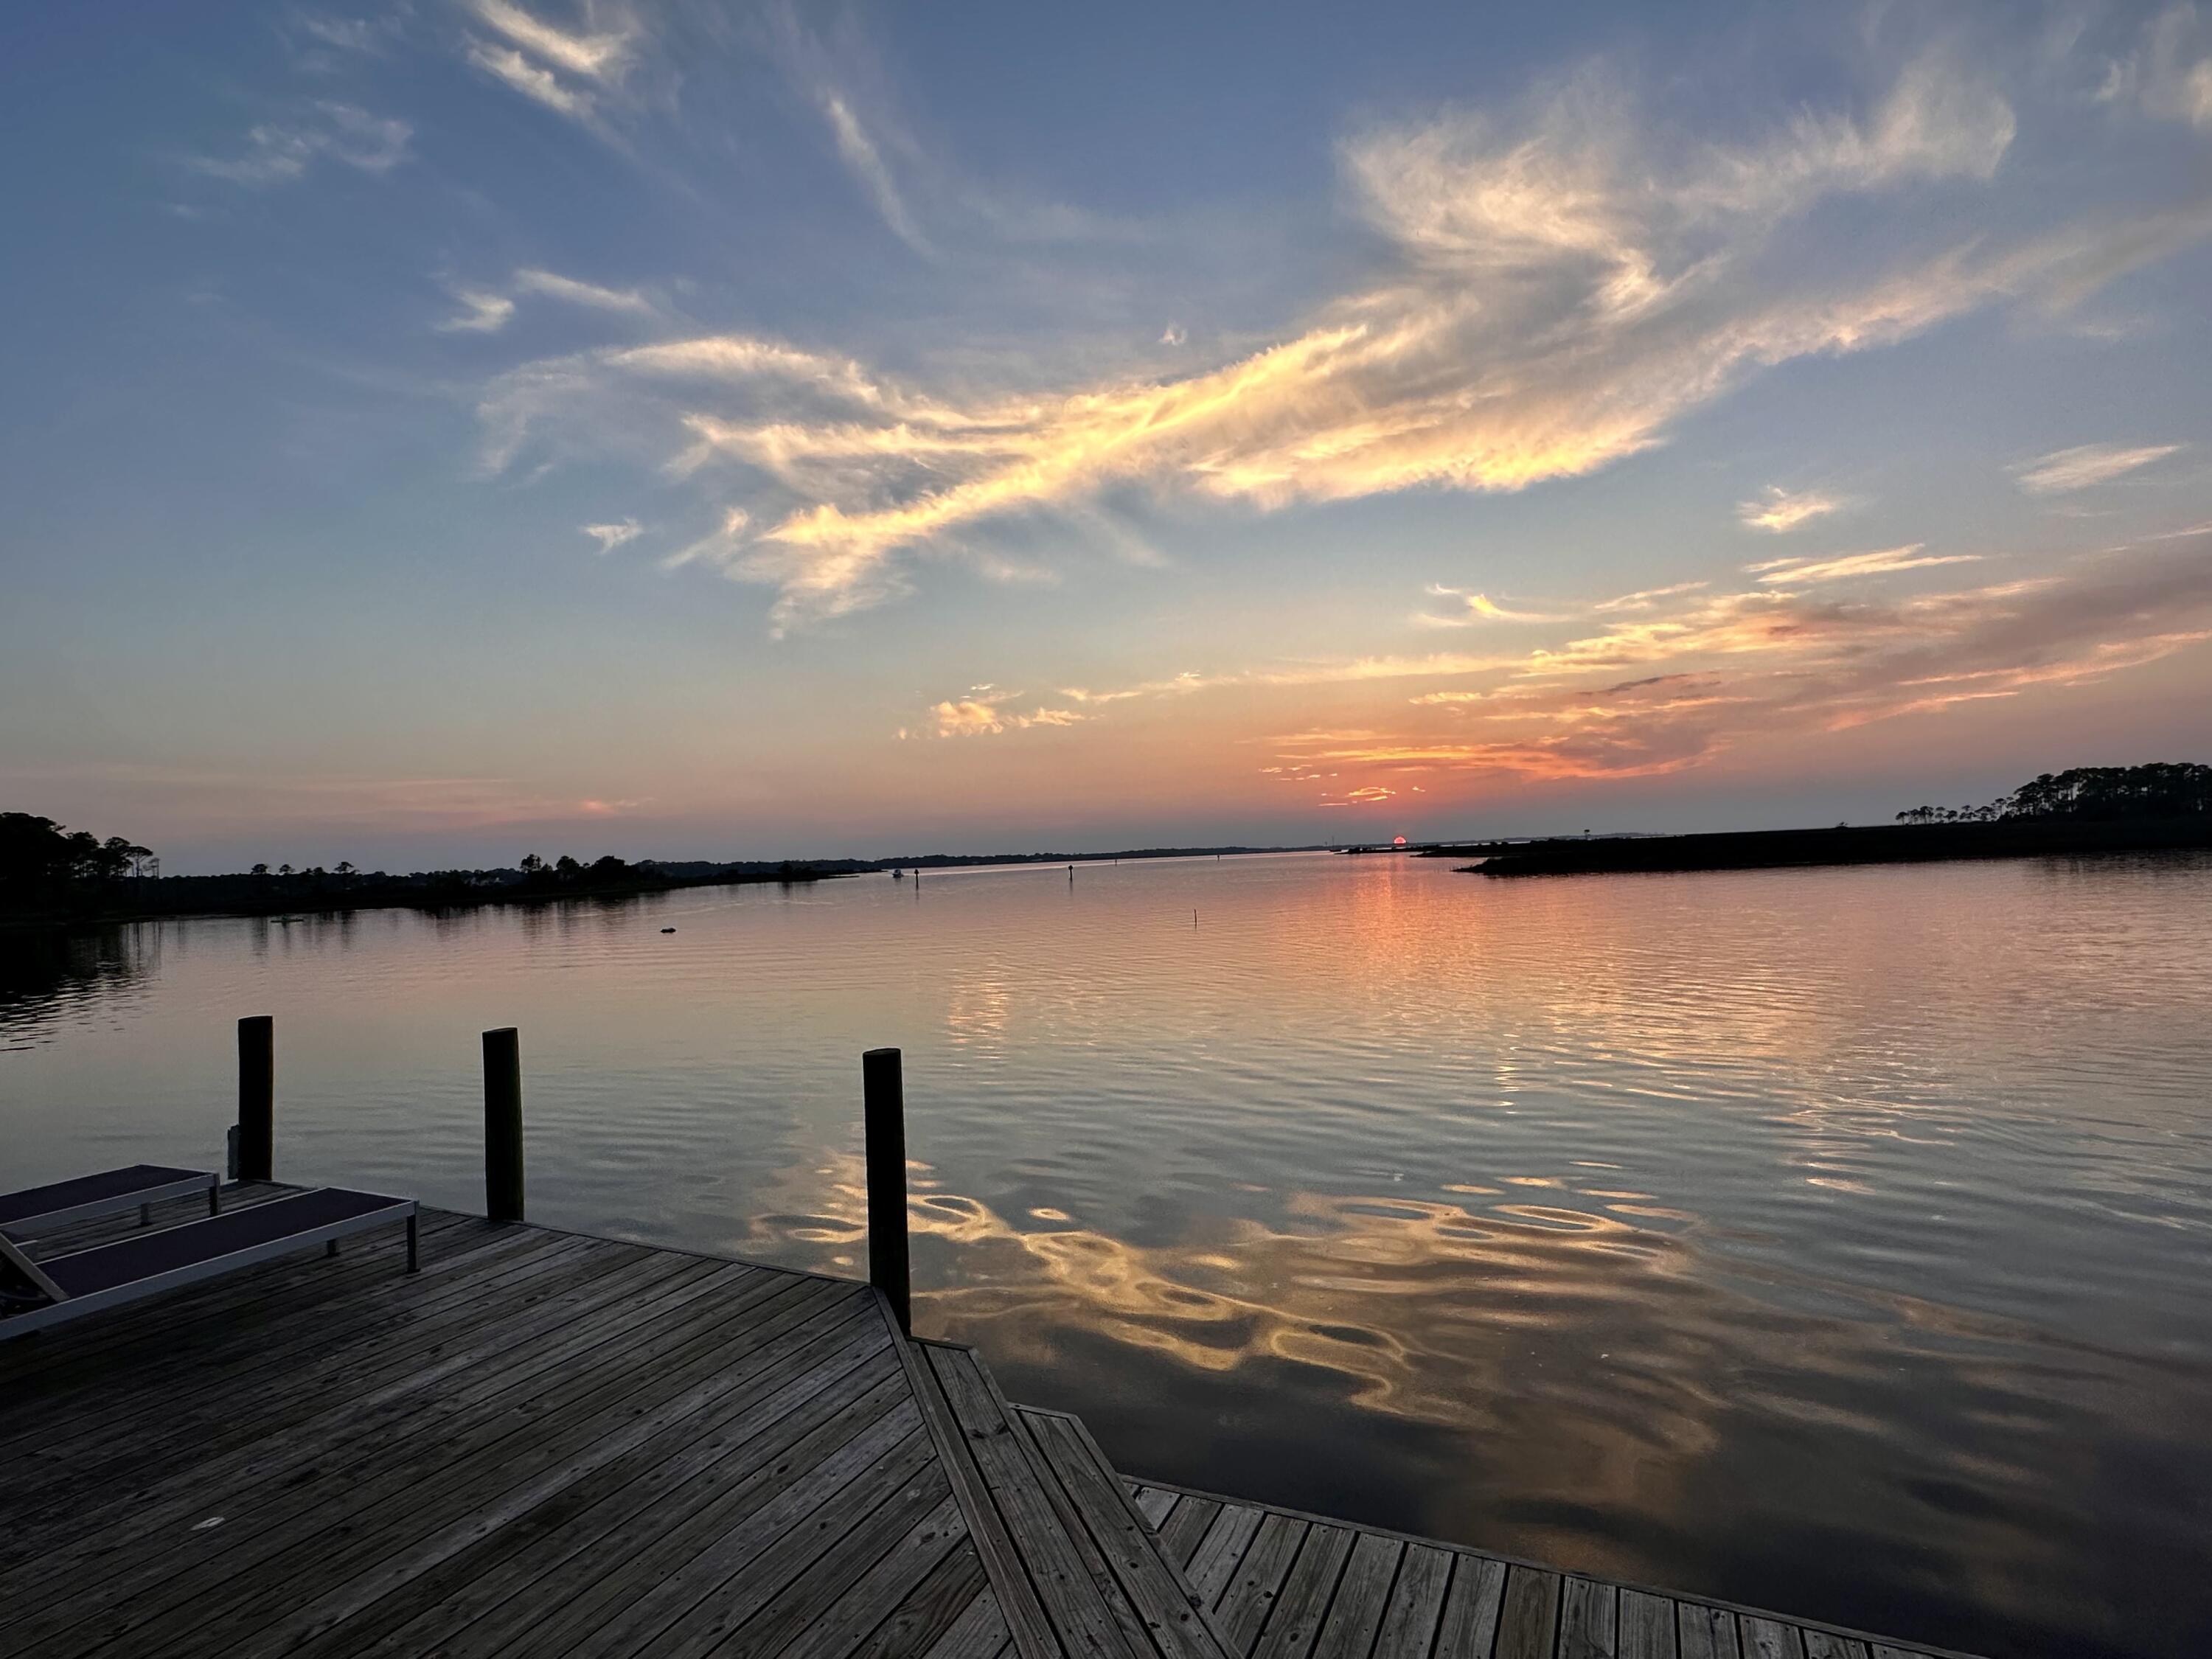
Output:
[
  {"xmin": 0, "ymin": 1206, "xmax": 981, "ymax": 1659},
  {"xmin": 903, "ymin": 1340, "xmax": 1061, "ymax": 1659},
  {"xmin": 0, "ymin": 1191, "xmax": 1992, "ymax": 1659},
  {"xmin": 1112, "ymin": 1481, "xmax": 1966, "ymax": 1659},
  {"xmin": 13, "ymin": 1265, "xmax": 830, "ymax": 1657},
  {"xmin": 307, "ymin": 1346, "xmax": 909, "ymax": 1657},
  {"xmin": 1249, "ymin": 1520, "xmax": 1354, "ymax": 1659},
  {"xmin": 1308, "ymin": 1529, "xmax": 1402, "ymax": 1659},
  {"xmin": 1013, "ymin": 1408, "xmax": 1231, "ymax": 1659},
  {"xmin": 1131, "ymin": 1486, "xmax": 1180, "ymax": 1529},
  {"xmin": 1368, "ymin": 1543, "xmax": 1453, "ymax": 1659},
  {"xmin": 1183, "ymin": 1504, "xmax": 1267, "ymax": 1610},
  {"xmin": 1620, "ymin": 1589, "xmax": 1678, "ymax": 1659},
  {"xmin": 922, "ymin": 1345, "xmax": 1143, "ymax": 1658},
  {"xmin": 1680, "ymin": 1604, "xmax": 1743, "ymax": 1659},
  {"xmin": 1562, "ymin": 1577, "xmax": 1620, "ymax": 1659}
]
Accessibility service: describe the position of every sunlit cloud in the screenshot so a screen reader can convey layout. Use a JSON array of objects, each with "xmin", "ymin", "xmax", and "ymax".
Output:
[
  {"xmin": 189, "ymin": 103, "xmax": 410, "ymax": 185},
  {"xmin": 436, "ymin": 287, "xmax": 516, "ymax": 334},
  {"xmin": 581, "ymin": 519, "xmax": 642, "ymax": 552},
  {"xmin": 2011, "ymin": 441, "xmax": 2184, "ymax": 493},
  {"xmin": 470, "ymin": 0, "xmax": 632, "ymax": 80},
  {"xmin": 476, "ymin": 44, "xmax": 2212, "ymax": 628},
  {"xmin": 1419, "ymin": 586, "xmax": 1572, "ymax": 627},
  {"xmin": 469, "ymin": 41, "xmax": 588, "ymax": 116},
  {"xmin": 438, "ymin": 268, "xmax": 656, "ymax": 339},
  {"xmin": 1592, "ymin": 580, "xmax": 1708, "ymax": 613},
  {"xmin": 820, "ymin": 92, "xmax": 932, "ymax": 257},
  {"xmin": 2095, "ymin": 6, "xmax": 2212, "ymax": 131},
  {"xmin": 1739, "ymin": 486, "xmax": 1845, "ymax": 533},
  {"xmin": 663, "ymin": 507, "xmax": 753, "ymax": 572},
  {"xmin": 512, "ymin": 268, "xmax": 655, "ymax": 315},
  {"xmin": 975, "ymin": 537, "xmax": 2212, "ymax": 804},
  {"xmin": 1272, "ymin": 540, "xmax": 2212, "ymax": 792},
  {"xmin": 290, "ymin": 14, "xmax": 389, "ymax": 60},
  {"xmin": 467, "ymin": 41, "xmax": 593, "ymax": 117},
  {"xmin": 930, "ymin": 692, "xmax": 1089, "ymax": 737},
  {"xmin": 462, "ymin": 0, "xmax": 633, "ymax": 122},
  {"xmin": 1745, "ymin": 544, "xmax": 1983, "ymax": 585}
]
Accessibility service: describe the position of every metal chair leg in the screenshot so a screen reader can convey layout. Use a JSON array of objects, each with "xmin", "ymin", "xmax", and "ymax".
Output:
[{"xmin": 405, "ymin": 1214, "xmax": 419, "ymax": 1274}]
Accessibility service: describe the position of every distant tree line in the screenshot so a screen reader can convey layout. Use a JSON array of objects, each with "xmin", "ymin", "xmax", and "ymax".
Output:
[
  {"xmin": 0, "ymin": 813, "xmax": 156, "ymax": 911},
  {"xmin": 1897, "ymin": 762, "xmax": 2212, "ymax": 824},
  {"xmin": 1, "ymin": 815, "xmax": 858, "ymax": 926}
]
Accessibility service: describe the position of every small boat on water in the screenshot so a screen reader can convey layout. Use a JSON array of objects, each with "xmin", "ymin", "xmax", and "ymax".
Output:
[{"xmin": 892, "ymin": 869, "xmax": 905, "ymax": 880}]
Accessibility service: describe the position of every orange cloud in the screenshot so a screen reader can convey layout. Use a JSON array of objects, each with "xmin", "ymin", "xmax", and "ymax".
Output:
[
  {"xmin": 930, "ymin": 694, "xmax": 1091, "ymax": 737},
  {"xmin": 973, "ymin": 537, "xmax": 2212, "ymax": 801},
  {"xmin": 1745, "ymin": 544, "xmax": 1982, "ymax": 584},
  {"xmin": 476, "ymin": 54, "xmax": 2209, "ymax": 627},
  {"xmin": 1738, "ymin": 486, "xmax": 1845, "ymax": 532}
]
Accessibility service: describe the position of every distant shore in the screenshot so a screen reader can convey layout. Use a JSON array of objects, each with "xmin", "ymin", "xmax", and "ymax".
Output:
[
  {"xmin": 1, "ymin": 844, "xmax": 1325, "ymax": 933},
  {"xmin": 1442, "ymin": 815, "xmax": 2212, "ymax": 877},
  {"xmin": 0, "ymin": 865, "xmax": 862, "ymax": 933}
]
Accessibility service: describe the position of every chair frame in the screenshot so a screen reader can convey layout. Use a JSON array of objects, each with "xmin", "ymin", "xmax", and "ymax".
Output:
[
  {"xmin": 1, "ymin": 1169, "xmax": 220, "ymax": 1238},
  {"xmin": 0, "ymin": 1192, "xmax": 417, "ymax": 1340}
]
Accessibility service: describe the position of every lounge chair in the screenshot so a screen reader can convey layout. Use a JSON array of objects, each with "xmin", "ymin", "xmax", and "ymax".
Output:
[
  {"xmin": 0, "ymin": 1187, "xmax": 417, "ymax": 1339},
  {"xmin": 0, "ymin": 1164, "xmax": 219, "ymax": 1239}
]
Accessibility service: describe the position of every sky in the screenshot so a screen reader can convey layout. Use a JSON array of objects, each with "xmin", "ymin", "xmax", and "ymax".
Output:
[{"xmin": 4, "ymin": 1, "xmax": 2211, "ymax": 872}]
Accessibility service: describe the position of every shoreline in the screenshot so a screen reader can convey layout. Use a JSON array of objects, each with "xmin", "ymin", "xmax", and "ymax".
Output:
[
  {"xmin": 0, "ymin": 866, "xmax": 856, "ymax": 935},
  {"xmin": 1, "ymin": 844, "xmax": 1338, "ymax": 935},
  {"xmin": 1444, "ymin": 815, "xmax": 2212, "ymax": 877}
]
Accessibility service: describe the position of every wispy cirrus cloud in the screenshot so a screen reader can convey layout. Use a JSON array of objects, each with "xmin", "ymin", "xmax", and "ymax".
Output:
[
  {"xmin": 189, "ymin": 102, "xmax": 411, "ymax": 185},
  {"xmin": 1592, "ymin": 581, "xmax": 1708, "ymax": 613},
  {"xmin": 1417, "ymin": 586, "xmax": 1573, "ymax": 627},
  {"xmin": 1262, "ymin": 539, "xmax": 2212, "ymax": 790},
  {"xmin": 1739, "ymin": 486, "xmax": 1845, "ymax": 532},
  {"xmin": 2095, "ymin": 6, "xmax": 2212, "ymax": 131},
  {"xmin": 1744, "ymin": 544, "xmax": 1983, "ymax": 584},
  {"xmin": 818, "ymin": 92, "xmax": 933, "ymax": 257},
  {"xmin": 581, "ymin": 519, "xmax": 642, "ymax": 552},
  {"xmin": 473, "ymin": 46, "xmax": 2211, "ymax": 630},
  {"xmin": 468, "ymin": 42, "xmax": 591, "ymax": 117},
  {"xmin": 2011, "ymin": 441, "xmax": 2183, "ymax": 493},
  {"xmin": 664, "ymin": 507, "xmax": 752, "ymax": 571},
  {"xmin": 285, "ymin": 12, "xmax": 404, "ymax": 70},
  {"xmin": 969, "ymin": 540, "xmax": 2212, "ymax": 804},
  {"xmin": 462, "ymin": 0, "xmax": 636, "ymax": 123},
  {"xmin": 473, "ymin": 0, "xmax": 632, "ymax": 80},
  {"xmin": 512, "ymin": 268, "xmax": 655, "ymax": 315},
  {"xmin": 437, "ymin": 268, "xmax": 657, "ymax": 335},
  {"xmin": 437, "ymin": 288, "xmax": 516, "ymax": 333}
]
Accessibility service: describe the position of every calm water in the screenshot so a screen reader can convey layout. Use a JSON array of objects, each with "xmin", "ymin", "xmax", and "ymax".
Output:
[{"xmin": 6, "ymin": 852, "xmax": 2211, "ymax": 1657}]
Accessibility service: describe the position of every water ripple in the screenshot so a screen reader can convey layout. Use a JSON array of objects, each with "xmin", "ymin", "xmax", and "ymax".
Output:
[{"xmin": 5, "ymin": 852, "xmax": 2211, "ymax": 1658}]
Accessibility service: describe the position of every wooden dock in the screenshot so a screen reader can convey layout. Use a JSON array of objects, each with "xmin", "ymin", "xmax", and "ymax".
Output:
[{"xmin": 1, "ymin": 1184, "xmax": 1980, "ymax": 1659}]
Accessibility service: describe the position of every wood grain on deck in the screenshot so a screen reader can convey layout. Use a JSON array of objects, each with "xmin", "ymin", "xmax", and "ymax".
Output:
[
  {"xmin": 0, "ymin": 1186, "xmax": 995, "ymax": 1659},
  {"xmin": 0, "ymin": 1180, "xmax": 1991, "ymax": 1659},
  {"xmin": 1119, "ymin": 1480, "xmax": 1968, "ymax": 1659}
]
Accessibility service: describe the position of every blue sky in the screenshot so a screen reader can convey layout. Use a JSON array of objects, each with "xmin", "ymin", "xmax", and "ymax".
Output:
[{"xmin": 4, "ymin": 1, "xmax": 2211, "ymax": 871}]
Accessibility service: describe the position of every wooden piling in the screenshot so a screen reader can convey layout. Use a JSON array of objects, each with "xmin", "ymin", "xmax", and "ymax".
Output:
[
  {"xmin": 861, "ymin": 1046, "xmax": 911, "ymax": 1335},
  {"xmin": 483, "ymin": 1027, "xmax": 525, "ymax": 1223},
  {"xmin": 237, "ymin": 1015, "xmax": 274, "ymax": 1181}
]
